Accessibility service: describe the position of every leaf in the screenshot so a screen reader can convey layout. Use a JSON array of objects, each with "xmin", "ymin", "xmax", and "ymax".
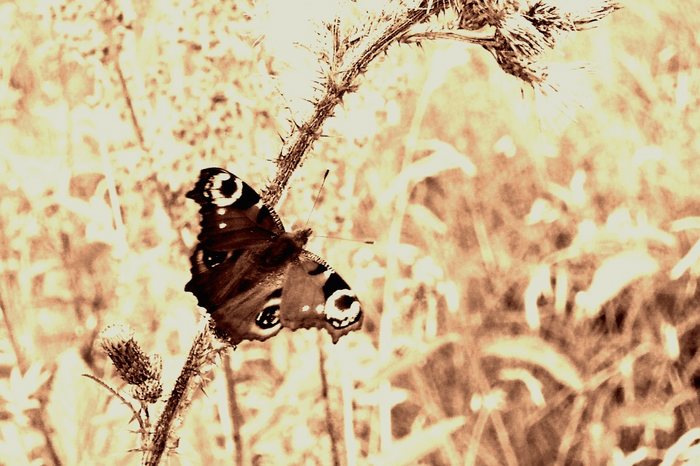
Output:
[
  {"xmin": 367, "ymin": 417, "xmax": 466, "ymax": 466},
  {"xmin": 575, "ymin": 249, "xmax": 659, "ymax": 318},
  {"xmin": 357, "ymin": 334, "xmax": 461, "ymax": 391},
  {"xmin": 0, "ymin": 423, "xmax": 43, "ymax": 466},
  {"xmin": 381, "ymin": 139, "xmax": 476, "ymax": 206},
  {"xmin": 661, "ymin": 428, "xmax": 700, "ymax": 466},
  {"xmin": 481, "ymin": 335, "xmax": 583, "ymax": 392},
  {"xmin": 0, "ymin": 363, "xmax": 50, "ymax": 425}
]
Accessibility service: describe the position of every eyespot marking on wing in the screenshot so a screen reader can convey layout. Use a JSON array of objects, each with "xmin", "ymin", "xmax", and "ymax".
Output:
[
  {"xmin": 256, "ymin": 306, "xmax": 280, "ymax": 329},
  {"xmin": 209, "ymin": 174, "xmax": 243, "ymax": 207},
  {"xmin": 255, "ymin": 289, "xmax": 283, "ymax": 329},
  {"xmin": 324, "ymin": 289, "xmax": 362, "ymax": 329}
]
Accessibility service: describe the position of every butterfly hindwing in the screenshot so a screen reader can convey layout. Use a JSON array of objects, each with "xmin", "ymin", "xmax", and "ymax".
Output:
[
  {"xmin": 185, "ymin": 167, "xmax": 363, "ymax": 344},
  {"xmin": 280, "ymin": 252, "xmax": 363, "ymax": 343},
  {"xmin": 206, "ymin": 272, "xmax": 287, "ymax": 344},
  {"xmin": 186, "ymin": 245, "xmax": 253, "ymax": 312}
]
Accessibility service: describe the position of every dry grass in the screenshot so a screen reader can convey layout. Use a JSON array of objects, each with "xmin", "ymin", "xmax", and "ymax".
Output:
[{"xmin": 2, "ymin": 1, "xmax": 700, "ymax": 465}]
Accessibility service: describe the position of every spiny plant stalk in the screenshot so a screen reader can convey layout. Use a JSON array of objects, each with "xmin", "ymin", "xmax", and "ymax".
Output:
[
  {"xmin": 143, "ymin": 327, "xmax": 219, "ymax": 466},
  {"xmin": 92, "ymin": 324, "xmax": 220, "ymax": 465},
  {"xmin": 264, "ymin": 0, "xmax": 620, "ymax": 203},
  {"xmin": 264, "ymin": 1, "xmax": 452, "ymax": 204}
]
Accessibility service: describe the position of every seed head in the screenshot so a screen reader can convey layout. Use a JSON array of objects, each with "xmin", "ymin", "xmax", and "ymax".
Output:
[
  {"xmin": 456, "ymin": 0, "xmax": 620, "ymax": 86},
  {"xmin": 99, "ymin": 324, "xmax": 163, "ymax": 404}
]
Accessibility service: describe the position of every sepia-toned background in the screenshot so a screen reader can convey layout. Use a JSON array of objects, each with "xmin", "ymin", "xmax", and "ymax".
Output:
[{"xmin": 2, "ymin": 1, "xmax": 700, "ymax": 465}]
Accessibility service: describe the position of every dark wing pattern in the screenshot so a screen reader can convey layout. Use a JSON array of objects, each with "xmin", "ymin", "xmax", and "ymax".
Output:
[{"xmin": 280, "ymin": 251, "xmax": 363, "ymax": 343}]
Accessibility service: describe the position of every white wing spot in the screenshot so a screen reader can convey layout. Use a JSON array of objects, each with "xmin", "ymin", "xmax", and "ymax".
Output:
[
  {"xmin": 315, "ymin": 304, "xmax": 324, "ymax": 313},
  {"xmin": 212, "ymin": 173, "xmax": 231, "ymax": 189},
  {"xmin": 218, "ymin": 222, "xmax": 227, "ymax": 229},
  {"xmin": 301, "ymin": 305, "xmax": 310, "ymax": 313},
  {"xmin": 217, "ymin": 207, "xmax": 226, "ymax": 215},
  {"xmin": 213, "ymin": 197, "xmax": 235, "ymax": 207}
]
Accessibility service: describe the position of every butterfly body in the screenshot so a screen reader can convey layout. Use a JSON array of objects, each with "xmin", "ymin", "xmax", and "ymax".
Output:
[{"xmin": 185, "ymin": 168, "xmax": 362, "ymax": 345}]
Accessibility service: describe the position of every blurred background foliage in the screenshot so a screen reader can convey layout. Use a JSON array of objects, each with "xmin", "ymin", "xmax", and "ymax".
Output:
[{"xmin": 1, "ymin": 0, "xmax": 700, "ymax": 465}]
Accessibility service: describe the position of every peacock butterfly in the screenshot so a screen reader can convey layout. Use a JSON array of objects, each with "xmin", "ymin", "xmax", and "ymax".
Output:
[{"xmin": 185, "ymin": 168, "xmax": 363, "ymax": 345}]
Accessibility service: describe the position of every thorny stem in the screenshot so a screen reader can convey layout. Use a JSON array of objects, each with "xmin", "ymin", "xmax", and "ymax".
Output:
[
  {"xmin": 115, "ymin": 58, "xmax": 145, "ymax": 148},
  {"xmin": 262, "ymin": 0, "xmax": 621, "ymax": 203},
  {"xmin": 263, "ymin": 1, "xmax": 451, "ymax": 204},
  {"xmin": 402, "ymin": 30, "xmax": 497, "ymax": 46},
  {"xmin": 143, "ymin": 328, "xmax": 216, "ymax": 466},
  {"xmin": 112, "ymin": 29, "xmax": 191, "ymax": 256},
  {"xmin": 35, "ymin": 393, "xmax": 63, "ymax": 466}
]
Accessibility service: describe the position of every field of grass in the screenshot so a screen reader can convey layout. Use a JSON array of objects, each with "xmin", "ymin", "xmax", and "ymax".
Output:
[{"xmin": 2, "ymin": 1, "xmax": 700, "ymax": 465}]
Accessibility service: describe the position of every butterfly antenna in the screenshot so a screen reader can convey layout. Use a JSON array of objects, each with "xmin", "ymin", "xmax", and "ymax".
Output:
[
  {"xmin": 305, "ymin": 169, "xmax": 330, "ymax": 227},
  {"xmin": 314, "ymin": 235, "xmax": 374, "ymax": 245}
]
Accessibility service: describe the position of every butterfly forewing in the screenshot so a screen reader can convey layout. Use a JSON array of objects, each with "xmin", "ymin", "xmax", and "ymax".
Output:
[
  {"xmin": 185, "ymin": 167, "xmax": 363, "ymax": 344},
  {"xmin": 187, "ymin": 167, "xmax": 284, "ymax": 250}
]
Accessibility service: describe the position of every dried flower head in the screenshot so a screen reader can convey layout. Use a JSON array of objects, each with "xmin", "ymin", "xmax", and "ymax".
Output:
[
  {"xmin": 455, "ymin": 0, "xmax": 620, "ymax": 86},
  {"xmin": 99, "ymin": 324, "xmax": 163, "ymax": 404}
]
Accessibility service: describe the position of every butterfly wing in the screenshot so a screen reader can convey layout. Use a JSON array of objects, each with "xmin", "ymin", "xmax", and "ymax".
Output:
[
  {"xmin": 279, "ymin": 251, "xmax": 363, "ymax": 343},
  {"xmin": 185, "ymin": 168, "xmax": 291, "ymax": 344}
]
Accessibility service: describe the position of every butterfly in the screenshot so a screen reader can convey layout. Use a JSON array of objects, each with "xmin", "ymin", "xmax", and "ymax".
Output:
[{"xmin": 185, "ymin": 167, "xmax": 363, "ymax": 345}]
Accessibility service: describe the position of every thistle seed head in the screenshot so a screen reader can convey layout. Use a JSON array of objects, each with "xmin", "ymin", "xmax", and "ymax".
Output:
[
  {"xmin": 455, "ymin": 0, "xmax": 619, "ymax": 86},
  {"xmin": 99, "ymin": 324, "xmax": 163, "ymax": 404}
]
